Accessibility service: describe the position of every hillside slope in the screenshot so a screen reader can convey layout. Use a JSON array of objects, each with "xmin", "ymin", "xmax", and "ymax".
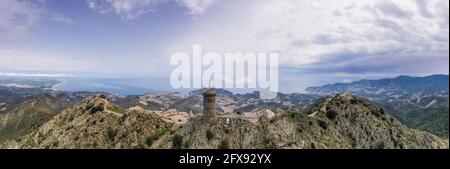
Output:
[
  {"xmin": 380, "ymin": 96, "xmax": 449, "ymax": 138},
  {"xmin": 16, "ymin": 95, "xmax": 173, "ymax": 149},
  {"xmin": 306, "ymin": 75, "xmax": 449, "ymax": 138},
  {"xmin": 0, "ymin": 94, "xmax": 70, "ymax": 142}
]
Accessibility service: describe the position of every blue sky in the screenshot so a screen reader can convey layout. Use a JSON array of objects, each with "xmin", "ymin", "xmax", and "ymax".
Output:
[{"xmin": 0, "ymin": 0, "xmax": 449, "ymax": 92}]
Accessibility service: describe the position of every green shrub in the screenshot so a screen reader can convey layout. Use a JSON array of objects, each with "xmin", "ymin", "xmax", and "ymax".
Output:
[
  {"xmin": 326, "ymin": 110, "xmax": 338, "ymax": 120},
  {"xmin": 371, "ymin": 110, "xmax": 382, "ymax": 117},
  {"xmin": 145, "ymin": 137, "xmax": 154, "ymax": 146},
  {"xmin": 145, "ymin": 128, "xmax": 171, "ymax": 146},
  {"xmin": 318, "ymin": 120, "xmax": 328, "ymax": 130},
  {"xmin": 206, "ymin": 130, "xmax": 215, "ymax": 141},
  {"xmin": 224, "ymin": 128, "xmax": 230, "ymax": 134},
  {"xmin": 172, "ymin": 135, "xmax": 183, "ymax": 149},
  {"xmin": 262, "ymin": 138, "xmax": 275, "ymax": 148},
  {"xmin": 107, "ymin": 127, "xmax": 117, "ymax": 142},
  {"xmin": 184, "ymin": 140, "xmax": 191, "ymax": 149},
  {"xmin": 289, "ymin": 111, "xmax": 297, "ymax": 119},
  {"xmin": 379, "ymin": 108, "xmax": 385, "ymax": 115},
  {"xmin": 90, "ymin": 103, "xmax": 105, "ymax": 114},
  {"xmin": 218, "ymin": 139, "xmax": 230, "ymax": 149},
  {"xmin": 85, "ymin": 102, "xmax": 94, "ymax": 110}
]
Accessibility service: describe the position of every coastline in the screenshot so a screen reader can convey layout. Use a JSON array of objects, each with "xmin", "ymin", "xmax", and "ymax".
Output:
[{"xmin": 51, "ymin": 79, "xmax": 67, "ymax": 91}]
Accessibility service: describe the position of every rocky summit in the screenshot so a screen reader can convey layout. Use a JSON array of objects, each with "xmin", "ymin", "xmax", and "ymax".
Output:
[{"xmin": 11, "ymin": 93, "xmax": 447, "ymax": 149}]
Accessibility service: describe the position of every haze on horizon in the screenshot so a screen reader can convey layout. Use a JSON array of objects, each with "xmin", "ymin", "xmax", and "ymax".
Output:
[{"xmin": 0, "ymin": 0, "xmax": 449, "ymax": 93}]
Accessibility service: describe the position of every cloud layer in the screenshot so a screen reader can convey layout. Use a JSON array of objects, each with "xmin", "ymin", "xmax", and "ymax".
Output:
[
  {"xmin": 194, "ymin": 0, "xmax": 448, "ymax": 76},
  {"xmin": 0, "ymin": 72, "xmax": 76, "ymax": 77},
  {"xmin": 262, "ymin": 0, "xmax": 449, "ymax": 75},
  {"xmin": 0, "ymin": 0, "xmax": 448, "ymax": 87},
  {"xmin": 86, "ymin": 0, "xmax": 217, "ymax": 20}
]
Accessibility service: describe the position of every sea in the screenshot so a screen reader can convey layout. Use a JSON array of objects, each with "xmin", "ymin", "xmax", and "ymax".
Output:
[{"xmin": 52, "ymin": 78, "xmax": 170, "ymax": 95}]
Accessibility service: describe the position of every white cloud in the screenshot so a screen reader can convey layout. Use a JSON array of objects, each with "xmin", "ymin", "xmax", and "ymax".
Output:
[
  {"xmin": 50, "ymin": 13, "xmax": 76, "ymax": 25},
  {"xmin": 0, "ymin": 0, "xmax": 43, "ymax": 40},
  {"xmin": 86, "ymin": 0, "xmax": 217, "ymax": 20},
  {"xmin": 0, "ymin": 0, "xmax": 76, "ymax": 41},
  {"xmin": 86, "ymin": 0, "xmax": 160, "ymax": 20},
  {"xmin": 175, "ymin": 0, "xmax": 218, "ymax": 15}
]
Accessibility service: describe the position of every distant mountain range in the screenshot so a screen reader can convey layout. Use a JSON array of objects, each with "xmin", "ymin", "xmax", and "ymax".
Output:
[{"xmin": 306, "ymin": 74, "xmax": 449, "ymax": 101}]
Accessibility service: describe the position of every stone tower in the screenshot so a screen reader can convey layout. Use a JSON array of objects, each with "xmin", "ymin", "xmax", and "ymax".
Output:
[{"xmin": 203, "ymin": 88, "xmax": 217, "ymax": 121}]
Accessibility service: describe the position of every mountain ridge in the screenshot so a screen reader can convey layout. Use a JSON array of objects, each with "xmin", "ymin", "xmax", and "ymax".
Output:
[
  {"xmin": 158, "ymin": 94, "xmax": 448, "ymax": 149},
  {"xmin": 10, "ymin": 94, "xmax": 448, "ymax": 149},
  {"xmin": 306, "ymin": 74, "xmax": 449, "ymax": 99}
]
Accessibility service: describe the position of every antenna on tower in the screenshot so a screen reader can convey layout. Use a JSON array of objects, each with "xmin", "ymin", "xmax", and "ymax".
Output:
[{"xmin": 207, "ymin": 79, "xmax": 214, "ymax": 93}]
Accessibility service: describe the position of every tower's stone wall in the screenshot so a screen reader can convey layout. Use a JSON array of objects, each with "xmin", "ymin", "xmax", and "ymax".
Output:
[{"xmin": 203, "ymin": 90, "xmax": 216, "ymax": 121}]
